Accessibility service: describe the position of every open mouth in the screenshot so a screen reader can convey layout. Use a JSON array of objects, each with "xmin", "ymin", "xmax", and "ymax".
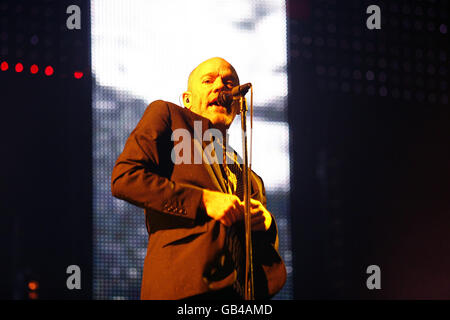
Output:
[
  {"xmin": 208, "ymin": 100, "xmax": 221, "ymax": 107},
  {"xmin": 208, "ymin": 102, "xmax": 228, "ymax": 114},
  {"xmin": 208, "ymin": 99, "xmax": 230, "ymax": 112}
]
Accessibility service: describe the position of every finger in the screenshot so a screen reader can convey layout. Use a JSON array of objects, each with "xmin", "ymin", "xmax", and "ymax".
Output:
[
  {"xmin": 220, "ymin": 216, "xmax": 231, "ymax": 227},
  {"xmin": 232, "ymin": 195, "xmax": 242, "ymax": 204},
  {"xmin": 229, "ymin": 203, "xmax": 242, "ymax": 222},
  {"xmin": 251, "ymin": 213, "xmax": 263, "ymax": 221},
  {"xmin": 251, "ymin": 210, "xmax": 264, "ymax": 218},
  {"xmin": 223, "ymin": 205, "xmax": 234, "ymax": 224},
  {"xmin": 233, "ymin": 207, "xmax": 244, "ymax": 221},
  {"xmin": 236, "ymin": 199, "xmax": 245, "ymax": 212},
  {"xmin": 250, "ymin": 208, "xmax": 263, "ymax": 216},
  {"xmin": 252, "ymin": 217, "xmax": 265, "ymax": 226},
  {"xmin": 228, "ymin": 208, "xmax": 238, "ymax": 224},
  {"xmin": 250, "ymin": 198, "xmax": 261, "ymax": 208},
  {"xmin": 250, "ymin": 212, "xmax": 264, "ymax": 222},
  {"xmin": 251, "ymin": 221, "xmax": 265, "ymax": 231}
]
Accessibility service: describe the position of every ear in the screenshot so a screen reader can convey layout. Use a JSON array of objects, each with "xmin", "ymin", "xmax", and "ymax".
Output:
[{"xmin": 182, "ymin": 92, "xmax": 192, "ymax": 109}]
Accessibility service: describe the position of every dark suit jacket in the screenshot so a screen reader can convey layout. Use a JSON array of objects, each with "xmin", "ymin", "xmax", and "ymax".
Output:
[{"xmin": 111, "ymin": 100, "xmax": 286, "ymax": 299}]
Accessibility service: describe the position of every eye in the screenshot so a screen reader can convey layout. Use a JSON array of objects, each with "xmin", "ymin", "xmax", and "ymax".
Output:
[{"xmin": 202, "ymin": 78, "xmax": 213, "ymax": 84}]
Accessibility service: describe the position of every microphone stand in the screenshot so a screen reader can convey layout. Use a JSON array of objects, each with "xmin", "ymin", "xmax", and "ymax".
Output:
[{"xmin": 238, "ymin": 95, "xmax": 254, "ymax": 300}]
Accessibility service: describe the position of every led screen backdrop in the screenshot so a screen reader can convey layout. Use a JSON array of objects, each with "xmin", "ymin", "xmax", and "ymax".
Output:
[{"xmin": 91, "ymin": 0, "xmax": 292, "ymax": 299}]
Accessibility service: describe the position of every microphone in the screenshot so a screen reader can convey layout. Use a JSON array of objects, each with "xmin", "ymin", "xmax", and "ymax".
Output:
[{"xmin": 218, "ymin": 83, "xmax": 251, "ymax": 107}]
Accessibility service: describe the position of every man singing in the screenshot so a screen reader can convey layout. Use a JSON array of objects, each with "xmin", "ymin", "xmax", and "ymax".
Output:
[{"xmin": 111, "ymin": 57, "xmax": 286, "ymax": 299}]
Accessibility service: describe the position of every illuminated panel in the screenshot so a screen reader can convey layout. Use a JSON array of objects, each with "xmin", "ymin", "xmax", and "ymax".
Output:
[{"xmin": 91, "ymin": 0, "xmax": 292, "ymax": 299}]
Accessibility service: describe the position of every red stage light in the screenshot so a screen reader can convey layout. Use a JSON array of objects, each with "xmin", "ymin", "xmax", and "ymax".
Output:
[
  {"xmin": 0, "ymin": 61, "xmax": 8, "ymax": 71},
  {"xmin": 28, "ymin": 281, "xmax": 39, "ymax": 291},
  {"xmin": 30, "ymin": 64, "xmax": 39, "ymax": 74},
  {"xmin": 74, "ymin": 71, "xmax": 83, "ymax": 79},
  {"xmin": 28, "ymin": 292, "xmax": 38, "ymax": 300},
  {"xmin": 15, "ymin": 63, "xmax": 24, "ymax": 73},
  {"xmin": 44, "ymin": 66, "xmax": 54, "ymax": 76}
]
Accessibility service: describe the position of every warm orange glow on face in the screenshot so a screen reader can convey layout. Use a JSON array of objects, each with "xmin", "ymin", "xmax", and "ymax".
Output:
[{"xmin": 185, "ymin": 58, "xmax": 240, "ymax": 128}]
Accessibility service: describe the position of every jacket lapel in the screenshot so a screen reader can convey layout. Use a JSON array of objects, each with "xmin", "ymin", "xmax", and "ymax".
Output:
[
  {"xmin": 185, "ymin": 109, "xmax": 228, "ymax": 194},
  {"xmin": 192, "ymin": 138, "xmax": 227, "ymax": 193}
]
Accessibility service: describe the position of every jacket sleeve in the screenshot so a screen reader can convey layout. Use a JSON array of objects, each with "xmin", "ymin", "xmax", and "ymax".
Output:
[
  {"xmin": 251, "ymin": 172, "xmax": 287, "ymax": 298},
  {"xmin": 252, "ymin": 172, "xmax": 279, "ymax": 249},
  {"xmin": 111, "ymin": 100, "xmax": 204, "ymax": 221}
]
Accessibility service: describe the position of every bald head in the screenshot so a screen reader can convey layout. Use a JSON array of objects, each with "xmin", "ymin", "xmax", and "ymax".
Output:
[
  {"xmin": 187, "ymin": 57, "xmax": 239, "ymax": 91},
  {"xmin": 182, "ymin": 57, "xmax": 240, "ymax": 128}
]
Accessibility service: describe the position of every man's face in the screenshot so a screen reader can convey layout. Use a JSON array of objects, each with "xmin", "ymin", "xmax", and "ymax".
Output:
[{"xmin": 186, "ymin": 58, "xmax": 240, "ymax": 128}]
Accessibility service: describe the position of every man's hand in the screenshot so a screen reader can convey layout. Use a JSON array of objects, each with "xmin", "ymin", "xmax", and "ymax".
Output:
[
  {"xmin": 202, "ymin": 189, "xmax": 244, "ymax": 226},
  {"xmin": 249, "ymin": 198, "xmax": 273, "ymax": 231},
  {"xmin": 202, "ymin": 190, "xmax": 273, "ymax": 231}
]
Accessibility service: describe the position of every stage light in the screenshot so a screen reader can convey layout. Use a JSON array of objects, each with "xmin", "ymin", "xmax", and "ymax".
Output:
[
  {"xmin": 28, "ymin": 292, "xmax": 38, "ymax": 300},
  {"xmin": 28, "ymin": 280, "xmax": 39, "ymax": 291},
  {"xmin": 30, "ymin": 35, "xmax": 39, "ymax": 45},
  {"xmin": 74, "ymin": 71, "xmax": 83, "ymax": 79},
  {"xmin": 0, "ymin": 61, "xmax": 8, "ymax": 71},
  {"xmin": 15, "ymin": 62, "xmax": 23, "ymax": 72},
  {"xmin": 44, "ymin": 65, "xmax": 53, "ymax": 76},
  {"xmin": 366, "ymin": 70, "xmax": 375, "ymax": 81},
  {"xmin": 30, "ymin": 64, "xmax": 38, "ymax": 74}
]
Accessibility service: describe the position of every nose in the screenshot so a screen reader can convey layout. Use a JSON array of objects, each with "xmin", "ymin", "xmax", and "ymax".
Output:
[{"xmin": 212, "ymin": 77, "xmax": 225, "ymax": 92}]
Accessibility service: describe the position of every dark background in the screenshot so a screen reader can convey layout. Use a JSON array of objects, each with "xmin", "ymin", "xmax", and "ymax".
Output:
[
  {"xmin": 0, "ymin": 0, "xmax": 91, "ymax": 299},
  {"xmin": 288, "ymin": 0, "xmax": 450, "ymax": 298},
  {"xmin": 0, "ymin": 0, "xmax": 449, "ymax": 299}
]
